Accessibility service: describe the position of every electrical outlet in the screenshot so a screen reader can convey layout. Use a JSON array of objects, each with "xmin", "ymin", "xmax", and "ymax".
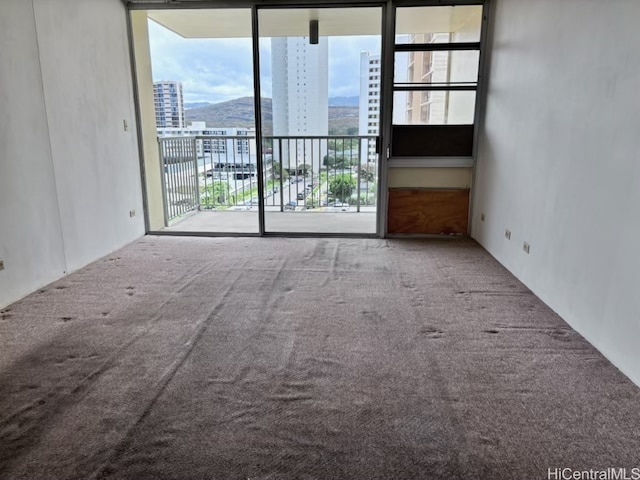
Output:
[
  {"xmin": 0, "ymin": 259, "xmax": 4, "ymax": 271},
  {"xmin": 129, "ymin": 210, "xmax": 136, "ymax": 218},
  {"xmin": 523, "ymin": 242, "xmax": 530, "ymax": 254},
  {"xmin": 505, "ymin": 229, "xmax": 511, "ymax": 240},
  {"xmin": 480, "ymin": 213, "xmax": 486, "ymax": 222}
]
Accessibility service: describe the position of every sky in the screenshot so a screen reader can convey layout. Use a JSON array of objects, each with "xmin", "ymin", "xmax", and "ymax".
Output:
[{"xmin": 148, "ymin": 19, "xmax": 380, "ymax": 104}]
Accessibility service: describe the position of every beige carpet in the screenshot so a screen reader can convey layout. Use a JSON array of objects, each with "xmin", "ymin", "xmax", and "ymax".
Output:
[{"xmin": 0, "ymin": 237, "xmax": 639, "ymax": 479}]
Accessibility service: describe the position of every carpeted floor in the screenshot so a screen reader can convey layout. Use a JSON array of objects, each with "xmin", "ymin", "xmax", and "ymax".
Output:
[{"xmin": 0, "ymin": 237, "xmax": 639, "ymax": 480}]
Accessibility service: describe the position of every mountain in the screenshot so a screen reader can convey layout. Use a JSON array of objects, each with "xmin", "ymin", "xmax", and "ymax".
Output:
[
  {"xmin": 329, "ymin": 96, "xmax": 359, "ymax": 107},
  {"xmin": 184, "ymin": 102, "xmax": 212, "ymax": 110},
  {"xmin": 185, "ymin": 97, "xmax": 359, "ymax": 135},
  {"xmin": 185, "ymin": 97, "xmax": 273, "ymax": 134},
  {"xmin": 328, "ymin": 106, "xmax": 360, "ymax": 135}
]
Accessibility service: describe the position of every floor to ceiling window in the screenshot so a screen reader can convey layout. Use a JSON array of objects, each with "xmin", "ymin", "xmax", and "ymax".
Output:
[{"xmin": 128, "ymin": 1, "xmax": 486, "ymax": 238}]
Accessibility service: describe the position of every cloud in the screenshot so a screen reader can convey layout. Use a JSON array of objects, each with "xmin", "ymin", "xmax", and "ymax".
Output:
[
  {"xmin": 148, "ymin": 20, "xmax": 380, "ymax": 102},
  {"xmin": 149, "ymin": 20, "xmax": 256, "ymax": 103},
  {"xmin": 328, "ymin": 36, "xmax": 381, "ymax": 97}
]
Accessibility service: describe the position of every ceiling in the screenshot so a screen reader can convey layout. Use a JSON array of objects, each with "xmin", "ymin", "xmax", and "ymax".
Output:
[{"xmin": 147, "ymin": 5, "xmax": 482, "ymax": 39}]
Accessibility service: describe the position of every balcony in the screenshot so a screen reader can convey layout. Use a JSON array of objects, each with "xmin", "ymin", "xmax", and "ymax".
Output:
[{"xmin": 157, "ymin": 135, "xmax": 378, "ymax": 234}]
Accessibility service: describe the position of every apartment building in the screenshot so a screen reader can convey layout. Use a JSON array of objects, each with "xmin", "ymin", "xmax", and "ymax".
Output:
[
  {"xmin": 153, "ymin": 80, "xmax": 186, "ymax": 128},
  {"xmin": 401, "ymin": 31, "xmax": 477, "ymax": 126},
  {"xmin": 359, "ymin": 52, "xmax": 381, "ymax": 136},
  {"xmin": 271, "ymin": 36, "xmax": 329, "ymax": 172},
  {"xmin": 404, "ymin": 33, "xmax": 449, "ymax": 124},
  {"xmin": 271, "ymin": 36, "xmax": 329, "ymax": 137},
  {"xmin": 158, "ymin": 122, "xmax": 256, "ymax": 158}
]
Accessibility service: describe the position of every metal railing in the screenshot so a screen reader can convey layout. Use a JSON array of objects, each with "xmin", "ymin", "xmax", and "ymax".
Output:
[
  {"xmin": 158, "ymin": 135, "xmax": 378, "ymax": 224},
  {"xmin": 158, "ymin": 136, "xmax": 199, "ymax": 224}
]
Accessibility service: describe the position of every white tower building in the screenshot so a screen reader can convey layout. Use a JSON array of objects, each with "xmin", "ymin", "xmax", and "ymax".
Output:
[
  {"xmin": 358, "ymin": 52, "xmax": 381, "ymax": 137},
  {"xmin": 271, "ymin": 37, "xmax": 328, "ymax": 173},
  {"xmin": 271, "ymin": 37, "xmax": 328, "ymax": 136},
  {"xmin": 359, "ymin": 52, "xmax": 383, "ymax": 164}
]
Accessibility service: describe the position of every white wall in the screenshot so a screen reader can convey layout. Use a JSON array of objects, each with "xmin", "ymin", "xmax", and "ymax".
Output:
[
  {"xmin": 0, "ymin": 1, "xmax": 68, "ymax": 307},
  {"xmin": 473, "ymin": 0, "xmax": 640, "ymax": 385},
  {"xmin": 0, "ymin": 0, "xmax": 145, "ymax": 309}
]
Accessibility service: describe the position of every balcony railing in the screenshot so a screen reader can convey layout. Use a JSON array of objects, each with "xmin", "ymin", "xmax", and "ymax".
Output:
[{"xmin": 158, "ymin": 135, "xmax": 379, "ymax": 225}]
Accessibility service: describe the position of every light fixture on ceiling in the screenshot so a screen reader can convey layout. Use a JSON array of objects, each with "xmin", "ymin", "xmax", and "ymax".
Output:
[{"xmin": 309, "ymin": 20, "xmax": 319, "ymax": 45}]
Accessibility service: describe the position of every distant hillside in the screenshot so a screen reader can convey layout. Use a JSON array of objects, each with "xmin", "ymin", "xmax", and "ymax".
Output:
[
  {"xmin": 328, "ymin": 106, "xmax": 359, "ymax": 135},
  {"xmin": 184, "ymin": 102, "xmax": 212, "ymax": 110},
  {"xmin": 185, "ymin": 97, "xmax": 359, "ymax": 135},
  {"xmin": 329, "ymin": 96, "xmax": 359, "ymax": 107},
  {"xmin": 185, "ymin": 97, "xmax": 273, "ymax": 134}
]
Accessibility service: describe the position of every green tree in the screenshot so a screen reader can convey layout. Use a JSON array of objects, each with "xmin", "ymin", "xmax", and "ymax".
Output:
[
  {"xmin": 359, "ymin": 164, "xmax": 376, "ymax": 183},
  {"xmin": 323, "ymin": 155, "xmax": 343, "ymax": 167},
  {"xmin": 271, "ymin": 161, "xmax": 289, "ymax": 180},
  {"xmin": 200, "ymin": 182, "xmax": 230, "ymax": 208},
  {"xmin": 299, "ymin": 163, "xmax": 312, "ymax": 176},
  {"xmin": 329, "ymin": 174, "xmax": 356, "ymax": 203}
]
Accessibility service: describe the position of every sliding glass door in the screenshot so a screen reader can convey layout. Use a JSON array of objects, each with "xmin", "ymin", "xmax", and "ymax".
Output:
[
  {"xmin": 256, "ymin": 7, "xmax": 383, "ymax": 235},
  {"xmin": 133, "ymin": 8, "xmax": 261, "ymax": 234}
]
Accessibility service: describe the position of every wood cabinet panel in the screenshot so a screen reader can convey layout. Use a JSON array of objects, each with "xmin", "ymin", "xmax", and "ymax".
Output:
[{"xmin": 388, "ymin": 189, "xmax": 469, "ymax": 235}]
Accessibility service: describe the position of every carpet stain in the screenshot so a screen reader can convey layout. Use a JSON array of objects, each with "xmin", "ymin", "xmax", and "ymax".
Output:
[
  {"xmin": 361, "ymin": 310, "xmax": 383, "ymax": 323},
  {"xmin": 479, "ymin": 436, "xmax": 500, "ymax": 446},
  {"xmin": 548, "ymin": 328, "xmax": 571, "ymax": 341},
  {"xmin": 419, "ymin": 326, "xmax": 444, "ymax": 338}
]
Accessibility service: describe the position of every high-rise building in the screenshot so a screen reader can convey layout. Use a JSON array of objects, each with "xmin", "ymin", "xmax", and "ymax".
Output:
[
  {"xmin": 271, "ymin": 37, "xmax": 329, "ymax": 136},
  {"xmin": 359, "ymin": 52, "xmax": 382, "ymax": 164},
  {"xmin": 403, "ymin": 32, "xmax": 477, "ymax": 125},
  {"xmin": 153, "ymin": 81, "xmax": 185, "ymax": 128},
  {"xmin": 358, "ymin": 48, "xmax": 408, "ymax": 134},
  {"xmin": 404, "ymin": 33, "xmax": 450, "ymax": 125},
  {"xmin": 271, "ymin": 37, "xmax": 328, "ymax": 173},
  {"xmin": 359, "ymin": 52, "xmax": 381, "ymax": 137}
]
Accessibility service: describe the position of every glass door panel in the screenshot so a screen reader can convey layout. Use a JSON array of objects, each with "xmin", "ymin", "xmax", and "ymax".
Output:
[
  {"xmin": 257, "ymin": 7, "xmax": 382, "ymax": 234},
  {"xmin": 143, "ymin": 8, "xmax": 259, "ymax": 233}
]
